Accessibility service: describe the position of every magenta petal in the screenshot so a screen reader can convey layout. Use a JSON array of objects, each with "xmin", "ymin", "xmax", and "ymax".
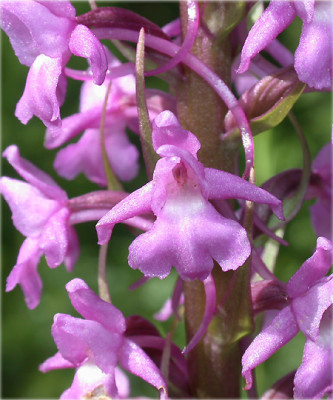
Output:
[
  {"xmin": 128, "ymin": 221, "xmax": 175, "ymax": 279},
  {"xmin": 204, "ymin": 167, "xmax": 284, "ymax": 220},
  {"xmin": 45, "ymin": 108, "xmax": 102, "ymax": 149},
  {"xmin": 238, "ymin": 1, "xmax": 296, "ymax": 73},
  {"xmin": 6, "ymin": 237, "xmax": 42, "ymax": 309},
  {"xmin": 69, "ymin": 24, "xmax": 108, "ymax": 85},
  {"xmin": 128, "ymin": 200, "xmax": 250, "ymax": 280},
  {"xmin": 64, "ymin": 226, "xmax": 80, "ymax": 272},
  {"xmin": 242, "ymin": 306, "xmax": 298, "ymax": 390},
  {"xmin": 154, "ymin": 298, "xmax": 173, "ymax": 322},
  {"xmin": 37, "ymin": 1, "xmax": 76, "ymax": 20},
  {"xmin": 40, "ymin": 208, "xmax": 70, "ymax": 268},
  {"xmin": 183, "ymin": 274, "xmax": 216, "ymax": 354},
  {"xmin": 145, "ymin": 1, "xmax": 198, "ymax": 77},
  {"xmin": 287, "ymin": 237, "xmax": 333, "ymax": 298},
  {"xmin": 294, "ymin": 2, "xmax": 333, "ymax": 90},
  {"xmin": 65, "ymin": 278, "xmax": 126, "ymax": 334},
  {"xmin": 310, "ymin": 199, "xmax": 332, "ymax": 240},
  {"xmin": 52, "ymin": 314, "xmax": 122, "ymax": 373},
  {"xmin": 0, "ymin": 177, "xmax": 60, "ymax": 237},
  {"xmin": 106, "ymin": 125, "xmax": 140, "ymax": 182},
  {"xmin": 60, "ymin": 361, "xmax": 117, "ymax": 400},
  {"xmin": 291, "ymin": 278, "xmax": 333, "ymax": 342},
  {"xmin": 152, "ymin": 111, "xmax": 201, "ymax": 157},
  {"xmin": 96, "ymin": 181, "xmax": 153, "ymax": 244},
  {"xmin": 55, "ymin": 126, "xmax": 139, "ymax": 185},
  {"xmin": 3, "ymin": 145, "xmax": 67, "ymax": 201},
  {"xmin": 294, "ymin": 0, "xmax": 315, "ymax": 23},
  {"xmin": 39, "ymin": 352, "xmax": 75, "ymax": 373},
  {"xmin": 119, "ymin": 338, "xmax": 167, "ymax": 394},
  {"xmin": 312, "ymin": 143, "xmax": 332, "ymax": 179},
  {"xmin": 0, "ymin": 1, "xmax": 75, "ymax": 66},
  {"xmin": 54, "ymin": 129, "xmax": 107, "ymax": 185},
  {"xmin": 115, "ymin": 367, "xmax": 130, "ymax": 398},
  {"xmin": 294, "ymin": 339, "xmax": 333, "ymax": 399},
  {"xmin": 15, "ymin": 55, "xmax": 64, "ymax": 128}
]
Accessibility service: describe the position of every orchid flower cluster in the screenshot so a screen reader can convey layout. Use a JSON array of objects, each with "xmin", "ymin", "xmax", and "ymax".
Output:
[{"xmin": 2, "ymin": 1, "xmax": 332, "ymax": 399}]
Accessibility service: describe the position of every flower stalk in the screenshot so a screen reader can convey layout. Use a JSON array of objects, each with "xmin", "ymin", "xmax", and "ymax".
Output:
[{"xmin": 178, "ymin": 2, "xmax": 253, "ymax": 397}]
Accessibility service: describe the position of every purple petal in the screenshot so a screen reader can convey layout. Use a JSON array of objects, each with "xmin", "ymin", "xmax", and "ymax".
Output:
[
  {"xmin": 36, "ymin": 1, "xmax": 76, "ymax": 19},
  {"xmin": 204, "ymin": 167, "xmax": 284, "ymax": 220},
  {"xmin": 55, "ymin": 126, "xmax": 139, "ymax": 186},
  {"xmin": 96, "ymin": 181, "xmax": 153, "ymax": 245},
  {"xmin": 6, "ymin": 237, "xmax": 42, "ymax": 309},
  {"xmin": 162, "ymin": 18, "xmax": 181, "ymax": 36},
  {"xmin": 242, "ymin": 305, "xmax": 298, "ymax": 390},
  {"xmin": 45, "ymin": 108, "xmax": 102, "ymax": 149},
  {"xmin": 291, "ymin": 277, "xmax": 333, "ymax": 342},
  {"xmin": 119, "ymin": 338, "xmax": 167, "ymax": 394},
  {"xmin": 115, "ymin": 366, "xmax": 130, "ymax": 399},
  {"xmin": 105, "ymin": 125, "xmax": 140, "ymax": 182},
  {"xmin": 171, "ymin": 278, "xmax": 184, "ymax": 321},
  {"xmin": 261, "ymin": 371, "xmax": 296, "ymax": 399},
  {"xmin": 3, "ymin": 145, "xmax": 67, "ymax": 201},
  {"xmin": 69, "ymin": 24, "xmax": 108, "ymax": 85},
  {"xmin": 238, "ymin": 1, "xmax": 296, "ymax": 73},
  {"xmin": 128, "ymin": 199, "xmax": 251, "ymax": 280},
  {"xmin": 128, "ymin": 220, "xmax": 175, "ymax": 279},
  {"xmin": 310, "ymin": 198, "xmax": 332, "ymax": 240},
  {"xmin": 0, "ymin": 1, "xmax": 75, "ymax": 66},
  {"xmin": 39, "ymin": 352, "xmax": 75, "ymax": 373},
  {"xmin": 52, "ymin": 314, "xmax": 122, "ymax": 373},
  {"xmin": 294, "ymin": 2, "xmax": 333, "ymax": 90},
  {"xmin": 312, "ymin": 143, "xmax": 332, "ymax": 179},
  {"xmin": 154, "ymin": 298, "xmax": 173, "ymax": 322},
  {"xmin": 251, "ymin": 279, "xmax": 289, "ymax": 314},
  {"xmin": 152, "ymin": 111, "xmax": 201, "ymax": 157},
  {"xmin": 183, "ymin": 274, "xmax": 216, "ymax": 354},
  {"xmin": 60, "ymin": 361, "xmax": 117, "ymax": 400},
  {"xmin": 294, "ymin": 0, "xmax": 315, "ymax": 23},
  {"xmin": 45, "ymin": 70, "xmax": 135, "ymax": 149},
  {"xmin": 15, "ymin": 55, "xmax": 65, "ymax": 129},
  {"xmin": 287, "ymin": 237, "xmax": 333, "ymax": 298},
  {"xmin": 40, "ymin": 208, "xmax": 70, "ymax": 268},
  {"xmin": 65, "ymin": 278, "xmax": 126, "ymax": 334},
  {"xmin": 145, "ymin": 1, "xmax": 199, "ymax": 77},
  {"xmin": 294, "ymin": 339, "xmax": 333, "ymax": 399},
  {"xmin": 0, "ymin": 177, "xmax": 60, "ymax": 237},
  {"xmin": 79, "ymin": 70, "xmax": 135, "ymax": 111},
  {"xmin": 265, "ymin": 40, "xmax": 294, "ymax": 68},
  {"xmin": 64, "ymin": 226, "xmax": 80, "ymax": 272},
  {"xmin": 54, "ymin": 129, "xmax": 107, "ymax": 185},
  {"xmin": 151, "ymin": 155, "xmax": 206, "ymax": 214}
]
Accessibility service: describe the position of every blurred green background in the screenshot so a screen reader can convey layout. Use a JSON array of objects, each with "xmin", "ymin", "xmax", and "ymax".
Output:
[{"xmin": 1, "ymin": 2, "xmax": 331, "ymax": 398}]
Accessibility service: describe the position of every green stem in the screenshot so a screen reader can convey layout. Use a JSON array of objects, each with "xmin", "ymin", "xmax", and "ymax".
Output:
[
  {"xmin": 100, "ymin": 81, "xmax": 123, "ymax": 192},
  {"xmin": 135, "ymin": 28, "xmax": 160, "ymax": 179},
  {"xmin": 177, "ymin": 2, "xmax": 253, "ymax": 397},
  {"xmin": 97, "ymin": 77, "xmax": 123, "ymax": 303},
  {"xmin": 98, "ymin": 243, "xmax": 111, "ymax": 303}
]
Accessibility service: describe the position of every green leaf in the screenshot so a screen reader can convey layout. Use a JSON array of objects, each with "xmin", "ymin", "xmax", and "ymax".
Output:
[{"xmin": 135, "ymin": 28, "xmax": 160, "ymax": 178}]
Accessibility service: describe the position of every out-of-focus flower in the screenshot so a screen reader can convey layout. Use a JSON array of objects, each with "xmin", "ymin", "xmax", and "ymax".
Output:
[
  {"xmin": 40, "ymin": 278, "xmax": 167, "ymax": 399},
  {"xmin": 307, "ymin": 143, "xmax": 332, "ymax": 240},
  {"xmin": 47, "ymin": 54, "xmax": 140, "ymax": 185},
  {"xmin": 238, "ymin": 0, "xmax": 333, "ymax": 90},
  {"xmin": 0, "ymin": 0, "xmax": 108, "ymax": 128},
  {"xmin": 242, "ymin": 237, "xmax": 333, "ymax": 399},
  {"xmin": 0, "ymin": 145, "xmax": 79, "ymax": 309},
  {"xmin": 96, "ymin": 111, "xmax": 284, "ymax": 281}
]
